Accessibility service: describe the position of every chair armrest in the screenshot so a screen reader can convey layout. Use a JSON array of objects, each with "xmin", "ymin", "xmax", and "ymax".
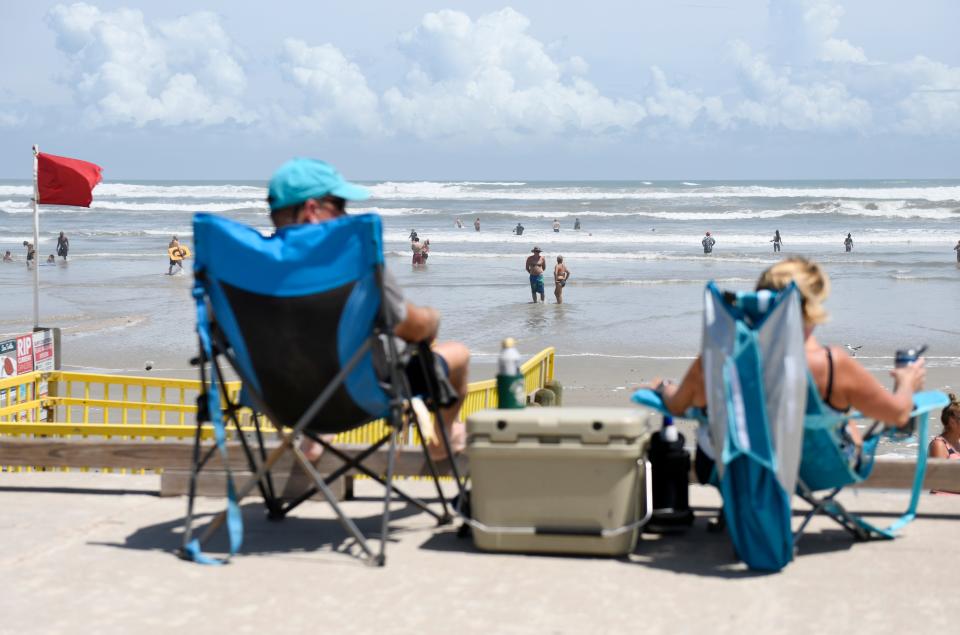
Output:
[
  {"xmin": 631, "ymin": 388, "xmax": 706, "ymax": 424},
  {"xmin": 910, "ymin": 391, "xmax": 950, "ymax": 417},
  {"xmin": 631, "ymin": 388, "xmax": 669, "ymax": 414}
]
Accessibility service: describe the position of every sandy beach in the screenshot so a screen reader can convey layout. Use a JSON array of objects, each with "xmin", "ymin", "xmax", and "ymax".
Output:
[{"xmin": 2, "ymin": 471, "xmax": 958, "ymax": 634}]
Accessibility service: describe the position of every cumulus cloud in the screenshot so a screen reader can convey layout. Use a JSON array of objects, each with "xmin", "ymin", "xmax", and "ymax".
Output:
[
  {"xmin": 380, "ymin": 8, "xmax": 646, "ymax": 139},
  {"xmin": 730, "ymin": 40, "xmax": 871, "ymax": 131},
  {"xmin": 644, "ymin": 67, "xmax": 729, "ymax": 129},
  {"xmin": 46, "ymin": 3, "xmax": 252, "ymax": 126},
  {"xmin": 36, "ymin": 2, "xmax": 960, "ymax": 140},
  {"xmin": 769, "ymin": 0, "xmax": 866, "ymax": 64},
  {"xmin": 889, "ymin": 56, "xmax": 960, "ymax": 135},
  {"xmin": 281, "ymin": 39, "xmax": 382, "ymax": 134},
  {"xmin": 760, "ymin": 0, "xmax": 960, "ymax": 135}
]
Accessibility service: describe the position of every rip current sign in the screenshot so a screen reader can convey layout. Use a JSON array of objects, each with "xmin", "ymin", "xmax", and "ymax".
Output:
[{"xmin": 16, "ymin": 335, "xmax": 34, "ymax": 375}]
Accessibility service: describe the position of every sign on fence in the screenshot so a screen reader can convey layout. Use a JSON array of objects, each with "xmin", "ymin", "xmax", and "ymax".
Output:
[{"xmin": 0, "ymin": 329, "xmax": 58, "ymax": 422}]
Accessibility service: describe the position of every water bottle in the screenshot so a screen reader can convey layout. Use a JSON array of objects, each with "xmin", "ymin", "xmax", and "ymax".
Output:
[
  {"xmin": 894, "ymin": 344, "xmax": 927, "ymax": 368},
  {"xmin": 893, "ymin": 344, "xmax": 927, "ymax": 436},
  {"xmin": 661, "ymin": 414, "xmax": 679, "ymax": 443},
  {"xmin": 648, "ymin": 415, "xmax": 694, "ymax": 531},
  {"xmin": 496, "ymin": 338, "xmax": 525, "ymax": 409}
]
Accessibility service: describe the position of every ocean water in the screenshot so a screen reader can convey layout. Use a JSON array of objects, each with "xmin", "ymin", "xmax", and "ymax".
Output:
[{"xmin": 1, "ymin": 179, "xmax": 958, "ymax": 370}]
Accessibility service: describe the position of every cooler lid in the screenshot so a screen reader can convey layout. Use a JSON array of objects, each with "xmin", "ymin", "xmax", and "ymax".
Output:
[{"xmin": 467, "ymin": 407, "xmax": 654, "ymax": 444}]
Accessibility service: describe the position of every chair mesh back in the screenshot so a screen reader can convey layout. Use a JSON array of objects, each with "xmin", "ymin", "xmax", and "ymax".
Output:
[{"xmin": 193, "ymin": 213, "xmax": 391, "ymax": 432}]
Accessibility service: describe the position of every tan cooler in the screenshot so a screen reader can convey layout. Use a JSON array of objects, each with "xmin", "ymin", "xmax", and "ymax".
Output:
[{"xmin": 466, "ymin": 407, "xmax": 653, "ymax": 556}]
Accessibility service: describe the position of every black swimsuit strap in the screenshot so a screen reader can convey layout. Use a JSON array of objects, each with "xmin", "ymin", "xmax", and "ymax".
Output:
[
  {"xmin": 824, "ymin": 346, "xmax": 834, "ymax": 402},
  {"xmin": 823, "ymin": 346, "xmax": 849, "ymax": 413}
]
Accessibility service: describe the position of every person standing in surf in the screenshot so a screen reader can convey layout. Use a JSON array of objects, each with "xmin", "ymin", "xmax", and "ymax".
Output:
[
  {"xmin": 554, "ymin": 255, "xmax": 570, "ymax": 304},
  {"xmin": 56, "ymin": 232, "xmax": 70, "ymax": 261},
  {"xmin": 474, "ymin": 218, "xmax": 481, "ymax": 232},
  {"xmin": 514, "ymin": 222, "xmax": 525, "ymax": 236},
  {"xmin": 455, "ymin": 217, "xmax": 463, "ymax": 228},
  {"xmin": 525, "ymin": 246, "xmax": 546, "ymax": 303},
  {"xmin": 574, "ymin": 218, "xmax": 581, "ymax": 230},
  {"xmin": 771, "ymin": 230, "xmax": 782, "ymax": 253},
  {"xmin": 552, "ymin": 219, "xmax": 561, "ymax": 233},
  {"xmin": 844, "ymin": 233, "xmax": 853, "ymax": 252},
  {"xmin": 953, "ymin": 239, "xmax": 960, "ymax": 263},
  {"xmin": 411, "ymin": 236, "xmax": 424, "ymax": 267},
  {"xmin": 702, "ymin": 231, "xmax": 716, "ymax": 255},
  {"xmin": 168, "ymin": 236, "xmax": 184, "ymax": 275},
  {"xmin": 22, "ymin": 241, "xmax": 35, "ymax": 269}
]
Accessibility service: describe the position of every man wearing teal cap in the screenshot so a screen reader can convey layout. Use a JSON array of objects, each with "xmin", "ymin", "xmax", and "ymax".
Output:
[{"xmin": 267, "ymin": 158, "xmax": 469, "ymax": 461}]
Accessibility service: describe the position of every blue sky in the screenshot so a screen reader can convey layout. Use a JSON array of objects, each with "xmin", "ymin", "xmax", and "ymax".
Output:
[{"xmin": 1, "ymin": 1, "xmax": 958, "ymax": 180}]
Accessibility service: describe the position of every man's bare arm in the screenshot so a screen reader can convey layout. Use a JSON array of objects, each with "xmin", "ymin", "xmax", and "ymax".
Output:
[{"xmin": 394, "ymin": 302, "xmax": 440, "ymax": 343}]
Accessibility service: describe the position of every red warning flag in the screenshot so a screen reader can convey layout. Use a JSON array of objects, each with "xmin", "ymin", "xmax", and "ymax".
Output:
[{"xmin": 37, "ymin": 152, "xmax": 103, "ymax": 207}]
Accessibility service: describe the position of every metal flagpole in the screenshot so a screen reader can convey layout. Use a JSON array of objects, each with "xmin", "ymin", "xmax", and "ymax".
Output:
[{"xmin": 32, "ymin": 144, "xmax": 41, "ymax": 329}]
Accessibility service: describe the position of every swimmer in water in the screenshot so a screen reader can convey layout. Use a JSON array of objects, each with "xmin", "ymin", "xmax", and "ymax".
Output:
[
  {"xmin": 514, "ymin": 222, "xmax": 525, "ymax": 236},
  {"xmin": 411, "ymin": 236, "xmax": 424, "ymax": 267},
  {"xmin": 2, "ymin": 251, "xmax": 12, "ymax": 263},
  {"xmin": 455, "ymin": 217, "xmax": 463, "ymax": 228},
  {"xmin": 56, "ymin": 231, "xmax": 70, "ymax": 261},
  {"xmin": 954, "ymin": 240, "xmax": 960, "ymax": 263},
  {"xmin": 525, "ymin": 247, "xmax": 546, "ymax": 303},
  {"xmin": 771, "ymin": 230, "xmax": 782, "ymax": 253},
  {"xmin": 474, "ymin": 218, "xmax": 481, "ymax": 232},
  {"xmin": 554, "ymin": 255, "xmax": 570, "ymax": 304},
  {"xmin": 702, "ymin": 231, "xmax": 716, "ymax": 255},
  {"xmin": 23, "ymin": 241, "xmax": 35, "ymax": 269},
  {"xmin": 844, "ymin": 233, "xmax": 853, "ymax": 252},
  {"xmin": 46, "ymin": 254, "xmax": 56, "ymax": 264}
]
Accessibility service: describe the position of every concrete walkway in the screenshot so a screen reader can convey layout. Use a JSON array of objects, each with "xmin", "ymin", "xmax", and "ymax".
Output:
[{"xmin": 1, "ymin": 472, "xmax": 957, "ymax": 634}]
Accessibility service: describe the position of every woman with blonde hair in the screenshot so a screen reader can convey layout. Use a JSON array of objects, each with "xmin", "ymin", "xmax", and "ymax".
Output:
[{"xmin": 649, "ymin": 257, "xmax": 926, "ymax": 453}]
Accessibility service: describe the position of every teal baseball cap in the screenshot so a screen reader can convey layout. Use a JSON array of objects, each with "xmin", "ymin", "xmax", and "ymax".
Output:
[{"xmin": 267, "ymin": 158, "xmax": 370, "ymax": 211}]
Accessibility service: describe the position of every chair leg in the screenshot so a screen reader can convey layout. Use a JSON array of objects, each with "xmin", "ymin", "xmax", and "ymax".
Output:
[
  {"xmin": 251, "ymin": 413, "xmax": 281, "ymax": 514},
  {"xmin": 377, "ymin": 426, "xmax": 399, "ymax": 567},
  {"xmin": 290, "ymin": 443, "xmax": 378, "ymax": 563},
  {"xmin": 228, "ymin": 410, "xmax": 283, "ymax": 518},
  {"xmin": 429, "ymin": 403, "xmax": 468, "ymax": 514},
  {"xmin": 822, "ymin": 499, "xmax": 872, "ymax": 540},
  {"xmin": 795, "ymin": 486, "xmax": 871, "ymax": 543},
  {"xmin": 313, "ymin": 435, "xmax": 446, "ymax": 522},
  {"xmin": 195, "ymin": 434, "xmax": 294, "ymax": 547},
  {"xmin": 181, "ymin": 415, "xmax": 205, "ymax": 554},
  {"xmin": 410, "ymin": 415, "xmax": 453, "ymax": 524}
]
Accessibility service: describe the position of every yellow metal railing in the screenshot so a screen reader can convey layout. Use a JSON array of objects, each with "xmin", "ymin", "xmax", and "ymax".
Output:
[{"xmin": 0, "ymin": 347, "xmax": 556, "ymax": 451}]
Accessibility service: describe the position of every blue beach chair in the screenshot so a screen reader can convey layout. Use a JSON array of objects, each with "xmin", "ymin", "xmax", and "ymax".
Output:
[
  {"xmin": 633, "ymin": 282, "xmax": 948, "ymax": 571},
  {"xmin": 794, "ymin": 388, "xmax": 947, "ymax": 542},
  {"xmin": 180, "ymin": 213, "xmax": 464, "ymax": 566},
  {"xmin": 636, "ymin": 283, "xmax": 808, "ymax": 571}
]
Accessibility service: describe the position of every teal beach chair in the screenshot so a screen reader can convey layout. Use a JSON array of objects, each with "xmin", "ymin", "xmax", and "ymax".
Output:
[
  {"xmin": 795, "ymin": 388, "xmax": 948, "ymax": 542},
  {"xmin": 635, "ymin": 282, "xmax": 808, "ymax": 572},
  {"xmin": 633, "ymin": 281, "xmax": 948, "ymax": 571}
]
